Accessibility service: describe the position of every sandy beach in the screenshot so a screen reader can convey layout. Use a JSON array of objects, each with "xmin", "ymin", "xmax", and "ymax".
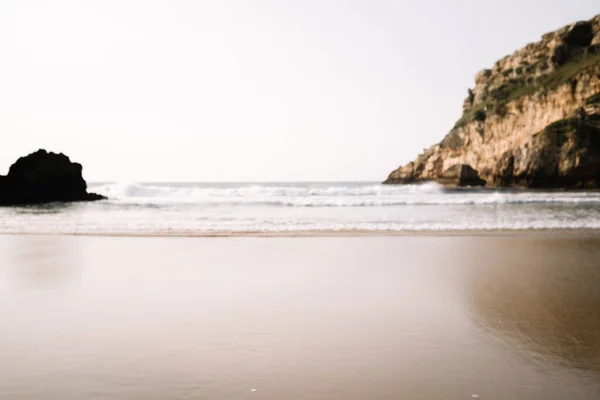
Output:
[{"xmin": 1, "ymin": 233, "xmax": 600, "ymax": 399}]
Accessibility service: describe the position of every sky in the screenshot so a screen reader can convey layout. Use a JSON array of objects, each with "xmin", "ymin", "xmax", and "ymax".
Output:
[{"xmin": 0, "ymin": 1, "xmax": 598, "ymax": 182}]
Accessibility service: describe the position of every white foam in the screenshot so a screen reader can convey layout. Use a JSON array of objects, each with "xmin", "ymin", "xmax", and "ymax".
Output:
[
  {"xmin": 93, "ymin": 181, "xmax": 445, "ymax": 199},
  {"xmin": 3, "ymin": 182, "xmax": 600, "ymax": 234},
  {"xmin": 90, "ymin": 182, "xmax": 600, "ymax": 207},
  {"xmin": 91, "ymin": 182, "xmax": 442, "ymax": 206}
]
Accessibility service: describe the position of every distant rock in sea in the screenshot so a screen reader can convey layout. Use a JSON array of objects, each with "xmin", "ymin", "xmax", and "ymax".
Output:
[
  {"xmin": 385, "ymin": 14, "xmax": 600, "ymax": 188},
  {"xmin": 0, "ymin": 149, "xmax": 105, "ymax": 205}
]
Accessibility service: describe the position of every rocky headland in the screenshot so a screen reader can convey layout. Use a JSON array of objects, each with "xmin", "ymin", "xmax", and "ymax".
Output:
[
  {"xmin": 385, "ymin": 14, "xmax": 600, "ymax": 188},
  {"xmin": 0, "ymin": 149, "xmax": 105, "ymax": 205}
]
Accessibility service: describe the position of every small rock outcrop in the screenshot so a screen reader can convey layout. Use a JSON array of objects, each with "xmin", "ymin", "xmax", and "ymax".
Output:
[
  {"xmin": 437, "ymin": 164, "xmax": 486, "ymax": 187},
  {"xmin": 385, "ymin": 14, "xmax": 600, "ymax": 188},
  {"xmin": 0, "ymin": 149, "xmax": 105, "ymax": 205}
]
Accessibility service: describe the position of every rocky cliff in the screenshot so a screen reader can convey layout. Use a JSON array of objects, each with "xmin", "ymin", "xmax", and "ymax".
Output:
[
  {"xmin": 385, "ymin": 15, "xmax": 600, "ymax": 188},
  {"xmin": 0, "ymin": 149, "xmax": 105, "ymax": 205}
]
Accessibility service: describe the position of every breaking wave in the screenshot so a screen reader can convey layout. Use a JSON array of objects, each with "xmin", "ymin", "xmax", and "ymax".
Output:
[
  {"xmin": 91, "ymin": 182, "xmax": 600, "ymax": 207},
  {"xmin": 4, "ymin": 181, "xmax": 600, "ymax": 234}
]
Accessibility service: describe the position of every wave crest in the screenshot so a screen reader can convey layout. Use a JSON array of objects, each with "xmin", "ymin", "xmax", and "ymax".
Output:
[{"xmin": 89, "ymin": 182, "xmax": 600, "ymax": 207}]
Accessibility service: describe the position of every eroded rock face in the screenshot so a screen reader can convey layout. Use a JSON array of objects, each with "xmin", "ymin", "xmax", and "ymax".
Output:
[
  {"xmin": 0, "ymin": 150, "xmax": 106, "ymax": 205},
  {"xmin": 492, "ymin": 119, "xmax": 600, "ymax": 188},
  {"xmin": 385, "ymin": 14, "xmax": 600, "ymax": 188},
  {"xmin": 437, "ymin": 164, "xmax": 486, "ymax": 187}
]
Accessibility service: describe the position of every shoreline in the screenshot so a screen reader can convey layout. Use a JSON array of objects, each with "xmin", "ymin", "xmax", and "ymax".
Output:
[{"xmin": 1, "ymin": 228, "xmax": 600, "ymax": 238}]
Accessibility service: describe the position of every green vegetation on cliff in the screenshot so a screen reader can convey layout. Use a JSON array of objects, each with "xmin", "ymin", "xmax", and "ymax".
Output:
[
  {"xmin": 587, "ymin": 92, "xmax": 600, "ymax": 105},
  {"xmin": 454, "ymin": 51, "xmax": 600, "ymax": 129}
]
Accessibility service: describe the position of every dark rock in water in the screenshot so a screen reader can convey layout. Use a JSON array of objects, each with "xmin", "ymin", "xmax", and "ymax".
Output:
[
  {"xmin": 437, "ymin": 164, "xmax": 486, "ymax": 187},
  {"xmin": 0, "ymin": 149, "xmax": 106, "ymax": 205}
]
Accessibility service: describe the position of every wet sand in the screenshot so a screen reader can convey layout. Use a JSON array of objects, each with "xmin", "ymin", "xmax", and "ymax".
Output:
[{"xmin": 1, "ymin": 234, "xmax": 600, "ymax": 399}]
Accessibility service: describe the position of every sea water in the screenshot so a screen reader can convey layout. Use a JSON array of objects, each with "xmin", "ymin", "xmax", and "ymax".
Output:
[{"xmin": 1, "ymin": 182, "xmax": 600, "ymax": 234}]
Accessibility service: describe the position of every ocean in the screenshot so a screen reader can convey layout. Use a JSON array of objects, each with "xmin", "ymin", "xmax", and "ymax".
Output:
[{"xmin": 1, "ymin": 181, "xmax": 600, "ymax": 234}]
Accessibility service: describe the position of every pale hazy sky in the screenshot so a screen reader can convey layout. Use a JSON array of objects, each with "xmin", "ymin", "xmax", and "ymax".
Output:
[{"xmin": 1, "ymin": 1, "xmax": 598, "ymax": 182}]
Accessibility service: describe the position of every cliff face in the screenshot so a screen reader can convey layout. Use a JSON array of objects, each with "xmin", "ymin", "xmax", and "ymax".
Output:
[{"xmin": 385, "ymin": 15, "xmax": 600, "ymax": 188}]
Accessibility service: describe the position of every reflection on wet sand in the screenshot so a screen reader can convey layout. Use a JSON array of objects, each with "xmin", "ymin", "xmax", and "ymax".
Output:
[
  {"xmin": 465, "ymin": 236, "xmax": 600, "ymax": 377},
  {"xmin": 1, "ymin": 234, "xmax": 600, "ymax": 399},
  {"xmin": 0, "ymin": 235, "xmax": 80, "ymax": 289}
]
